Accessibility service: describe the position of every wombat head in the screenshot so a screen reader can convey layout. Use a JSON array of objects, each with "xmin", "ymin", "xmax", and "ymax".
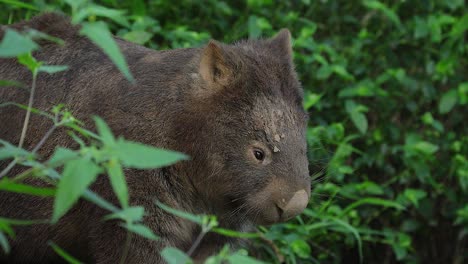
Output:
[{"xmin": 176, "ymin": 30, "xmax": 310, "ymax": 225}]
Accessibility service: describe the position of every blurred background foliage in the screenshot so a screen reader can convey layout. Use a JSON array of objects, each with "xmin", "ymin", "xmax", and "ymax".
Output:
[{"xmin": 1, "ymin": 0, "xmax": 467, "ymax": 263}]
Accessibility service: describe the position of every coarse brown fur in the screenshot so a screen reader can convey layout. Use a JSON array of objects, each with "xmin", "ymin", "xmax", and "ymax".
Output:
[{"xmin": 0, "ymin": 13, "xmax": 310, "ymax": 263}]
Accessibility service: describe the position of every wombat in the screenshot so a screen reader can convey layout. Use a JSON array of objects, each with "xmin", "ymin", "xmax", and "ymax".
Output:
[{"xmin": 0, "ymin": 13, "xmax": 310, "ymax": 263}]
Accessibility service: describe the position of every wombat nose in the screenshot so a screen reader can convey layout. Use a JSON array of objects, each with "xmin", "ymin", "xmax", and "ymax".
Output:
[{"xmin": 276, "ymin": 189, "xmax": 309, "ymax": 221}]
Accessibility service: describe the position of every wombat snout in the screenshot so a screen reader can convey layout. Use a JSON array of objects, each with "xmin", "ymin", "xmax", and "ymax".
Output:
[{"xmin": 275, "ymin": 189, "xmax": 309, "ymax": 221}]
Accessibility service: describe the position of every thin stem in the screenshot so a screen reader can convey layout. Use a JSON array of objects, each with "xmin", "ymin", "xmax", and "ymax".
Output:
[
  {"xmin": 18, "ymin": 70, "xmax": 38, "ymax": 149},
  {"xmin": 31, "ymin": 125, "xmax": 57, "ymax": 154},
  {"xmin": 186, "ymin": 230, "xmax": 208, "ymax": 257},
  {"xmin": 0, "ymin": 124, "xmax": 56, "ymax": 179},
  {"xmin": 0, "ymin": 161, "xmax": 17, "ymax": 178},
  {"xmin": 119, "ymin": 231, "xmax": 133, "ymax": 264}
]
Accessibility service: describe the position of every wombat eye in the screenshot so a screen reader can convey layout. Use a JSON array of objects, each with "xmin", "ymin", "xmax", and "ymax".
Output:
[{"xmin": 253, "ymin": 149, "xmax": 265, "ymax": 161}]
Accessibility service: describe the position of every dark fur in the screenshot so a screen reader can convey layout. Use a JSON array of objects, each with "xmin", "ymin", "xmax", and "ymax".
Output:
[{"xmin": 0, "ymin": 13, "xmax": 310, "ymax": 263}]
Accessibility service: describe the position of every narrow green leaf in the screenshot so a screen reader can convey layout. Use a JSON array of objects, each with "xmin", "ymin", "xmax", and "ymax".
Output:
[
  {"xmin": 345, "ymin": 100, "xmax": 368, "ymax": 134},
  {"xmin": 413, "ymin": 141, "xmax": 439, "ymax": 155},
  {"xmin": 0, "ymin": 217, "xmax": 48, "ymax": 226},
  {"xmin": 93, "ymin": 116, "xmax": 115, "ymax": 145},
  {"xmin": 49, "ymin": 242, "xmax": 83, "ymax": 264},
  {"xmin": 0, "ymin": 80, "xmax": 25, "ymax": 88},
  {"xmin": 0, "ymin": 178, "xmax": 55, "ymax": 197},
  {"xmin": 0, "ymin": 0, "xmax": 38, "ymax": 10},
  {"xmin": 0, "ymin": 139, "xmax": 33, "ymax": 160},
  {"xmin": 403, "ymin": 189, "xmax": 427, "ymax": 207},
  {"xmin": 104, "ymin": 206, "xmax": 144, "ymax": 222},
  {"xmin": 350, "ymin": 111, "xmax": 368, "ymax": 134},
  {"xmin": 0, "ymin": 102, "xmax": 54, "ymax": 119},
  {"xmin": 52, "ymin": 158, "xmax": 101, "ymax": 223},
  {"xmin": 122, "ymin": 31, "xmax": 153, "ymax": 45},
  {"xmin": 17, "ymin": 53, "xmax": 42, "ymax": 73},
  {"xmin": 0, "ymin": 232, "xmax": 10, "ymax": 254},
  {"xmin": 121, "ymin": 223, "xmax": 158, "ymax": 240},
  {"xmin": 79, "ymin": 22, "xmax": 134, "ymax": 82},
  {"xmin": 106, "ymin": 158, "xmax": 129, "ymax": 208},
  {"xmin": 39, "ymin": 65, "xmax": 69, "ymax": 74},
  {"xmin": 155, "ymin": 201, "xmax": 203, "ymax": 224},
  {"xmin": 0, "ymin": 29, "xmax": 38, "ymax": 58},
  {"xmin": 328, "ymin": 217, "xmax": 363, "ymax": 262},
  {"xmin": 48, "ymin": 148, "xmax": 79, "ymax": 167},
  {"xmin": 227, "ymin": 252, "xmax": 266, "ymax": 264},
  {"xmin": 363, "ymin": 0, "xmax": 402, "ymax": 29},
  {"xmin": 211, "ymin": 227, "xmax": 260, "ymax": 239},
  {"xmin": 341, "ymin": 197, "xmax": 405, "ymax": 217},
  {"xmin": 439, "ymin": 89, "xmax": 458, "ymax": 114},
  {"xmin": 160, "ymin": 247, "xmax": 192, "ymax": 264},
  {"xmin": 82, "ymin": 189, "xmax": 119, "ymax": 213},
  {"xmin": 25, "ymin": 29, "xmax": 65, "ymax": 45},
  {"xmin": 115, "ymin": 139, "xmax": 188, "ymax": 169}
]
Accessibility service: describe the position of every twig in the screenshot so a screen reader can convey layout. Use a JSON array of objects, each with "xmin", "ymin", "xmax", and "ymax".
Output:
[
  {"xmin": 0, "ymin": 161, "xmax": 17, "ymax": 178},
  {"xmin": 18, "ymin": 70, "xmax": 38, "ymax": 149},
  {"xmin": 119, "ymin": 231, "xmax": 133, "ymax": 264},
  {"xmin": 0, "ymin": 124, "xmax": 57, "ymax": 179},
  {"xmin": 186, "ymin": 230, "xmax": 208, "ymax": 257},
  {"xmin": 31, "ymin": 125, "xmax": 57, "ymax": 153},
  {"xmin": 258, "ymin": 235, "xmax": 285, "ymax": 263}
]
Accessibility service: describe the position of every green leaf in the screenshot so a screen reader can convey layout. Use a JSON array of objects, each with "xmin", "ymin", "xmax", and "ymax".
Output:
[
  {"xmin": 303, "ymin": 92, "xmax": 322, "ymax": 110},
  {"xmin": 345, "ymin": 100, "xmax": 368, "ymax": 134},
  {"xmin": 93, "ymin": 116, "xmax": 115, "ymax": 145},
  {"xmin": 17, "ymin": 53, "xmax": 42, "ymax": 73},
  {"xmin": 47, "ymin": 148, "xmax": 79, "ymax": 167},
  {"xmin": 82, "ymin": 189, "xmax": 119, "ymax": 213},
  {"xmin": 122, "ymin": 31, "xmax": 153, "ymax": 45},
  {"xmin": 227, "ymin": 251, "xmax": 265, "ymax": 264},
  {"xmin": 104, "ymin": 206, "xmax": 144, "ymax": 222},
  {"xmin": 0, "ymin": 178, "xmax": 55, "ymax": 197},
  {"xmin": 439, "ymin": 89, "xmax": 458, "ymax": 114},
  {"xmin": 413, "ymin": 141, "xmax": 439, "ymax": 155},
  {"xmin": 290, "ymin": 239, "xmax": 311, "ymax": 259},
  {"xmin": 211, "ymin": 227, "xmax": 260, "ymax": 239},
  {"xmin": 106, "ymin": 158, "xmax": 129, "ymax": 208},
  {"xmin": 121, "ymin": 223, "xmax": 158, "ymax": 240},
  {"xmin": 341, "ymin": 197, "xmax": 405, "ymax": 216},
  {"xmin": 25, "ymin": 29, "xmax": 65, "ymax": 45},
  {"xmin": 0, "ymin": 0, "xmax": 38, "ymax": 10},
  {"xmin": 79, "ymin": 21, "xmax": 134, "ymax": 83},
  {"xmin": 160, "ymin": 247, "xmax": 192, "ymax": 264},
  {"xmin": 0, "ymin": 217, "xmax": 48, "ymax": 226},
  {"xmin": 155, "ymin": 201, "xmax": 203, "ymax": 224},
  {"xmin": 403, "ymin": 189, "xmax": 427, "ymax": 207},
  {"xmin": 328, "ymin": 217, "xmax": 363, "ymax": 262},
  {"xmin": 363, "ymin": 0, "xmax": 402, "ymax": 29},
  {"xmin": 0, "ymin": 29, "xmax": 39, "ymax": 58},
  {"xmin": 350, "ymin": 111, "xmax": 368, "ymax": 134},
  {"xmin": 0, "ymin": 232, "xmax": 9, "ymax": 254},
  {"xmin": 0, "ymin": 102, "xmax": 53, "ymax": 119},
  {"xmin": 49, "ymin": 241, "xmax": 83, "ymax": 264},
  {"xmin": 247, "ymin": 15, "xmax": 271, "ymax": 38},
  {"xmin": 450, "ymin": 14, "xmax": 468, "ymax": 38},
  {"xmin": 115, "ymin": 139, "xmax": 188, "ymax": 169},
  {"xmin": 52, "ymin": 157, "xmax": 101, "ymax": 223},
  {"xmin": 316, "ymin": 65, "xmax": 333, "ymax": 80},
  {"xmin": 0, "ymin": 140, "xmax": 33, "ymax": 160},
  {"xmin": 73, "ymin": 5, "xmax": 130, "ymax": 27},
  {"xmin": 0, "ymin": 80, "xmax": 25, "ymax": 88},
  {"xmin": 38, "ymin": 65, "xmax": 69, "ymax": 74}
]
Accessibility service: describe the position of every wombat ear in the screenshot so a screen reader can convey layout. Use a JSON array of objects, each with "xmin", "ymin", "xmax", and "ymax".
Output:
[
  {"xmin": 199, "ymin": 40, "xmax": 233, "ymax": 88},
  {"xmin": 268, "ymin": 29, "xmax": 293, "ymax": 62}
]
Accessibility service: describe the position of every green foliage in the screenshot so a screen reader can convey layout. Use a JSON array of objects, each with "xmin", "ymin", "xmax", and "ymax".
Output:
[
  {"xmin": 49, "ymin": 242, "xmax": 83, "ymax": 264},
  {"xmin": 0, "ymin": 0, "xmax": 467, "ymax": 263}
]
